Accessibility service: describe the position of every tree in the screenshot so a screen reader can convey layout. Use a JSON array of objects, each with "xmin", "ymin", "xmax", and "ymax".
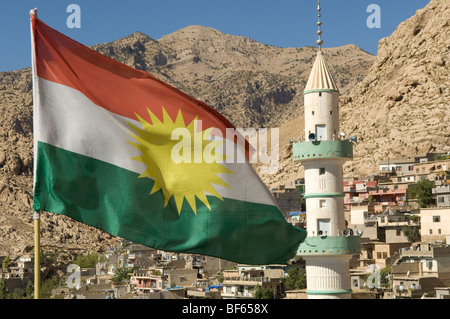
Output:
[
  {"xmin": 284, "ymin": 268, "xmax": 307, "ymax": 290},
  {"xmin": 407, "ymin": 180, "xmax": 435, "ymax": 208},
  {"xmin": 112, "ymin": 267, "xmax": 133, "ymax": 285},
  {"xmin": 0, "ymin": 278, "xmax": 6, "ymax": 299},
  {"xmin": 74, "ymin": 253, "xmax": 99, "ymax": 268},
  {"xmin": 40, "ymin": 275, "xmax": 61, "ymax": 299},
  {"xmin": 253, "ymin": 286, "xmax": 274, "ymax": 299},
  {"xmin": 2, "ymin": 256, "xmax": 11, "ymax": 272},
  {"xmin": 402, "ymin": 226, "xmax": 421, "ymax": 242},
  {"xmin": 25, "ymin": 281, "xmax": 34, "ymax": 298}
]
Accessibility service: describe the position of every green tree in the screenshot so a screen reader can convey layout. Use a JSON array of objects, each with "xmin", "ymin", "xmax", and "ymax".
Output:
[
  {"xmin": 25, "ymin": 280, "xmax": 34, "ymax": 298},
  {"xmin": 2, "ymin": 256, "xmax": 11, "ymax": 272},
  {"xmin": 379, "ymin": 267, "xmax": 392, "ymax": 288},
  {"xmin": 0, "ymin": 278, "xmax": 7, "ymax": 299},
  {"xmin": 40, "ymin": 275, "xmax": 61, "ymax": 299},
  {"xmin": 74, "ymin": 253, "xmax": 99, "ymax": 268},
  {"xmin": 407, "ymin": 180, "xmax": 435, "ymax": 208},
  {"xmin": 284, "ymin": 268, "xmax": 307, "ymax": 290},
  {"xmin": 112, "ymin": 267, "xmax": 133, "ymax": 285},
  {"xmin": 402, "ymin": 226, "xmax": 421, "ymax": 242},
  {"xmin": 253, "ymin": 286, "xmax": 274, "ymax": 299}
]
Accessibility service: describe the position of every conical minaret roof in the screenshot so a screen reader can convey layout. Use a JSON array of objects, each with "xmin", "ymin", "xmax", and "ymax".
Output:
[
  {"xmin": 303, "ymin": 50, "xmax": 339, "ymax": 95},
  {"xmin": 303, "ymin": 0, "xmax": 339, "ymax": 95}
]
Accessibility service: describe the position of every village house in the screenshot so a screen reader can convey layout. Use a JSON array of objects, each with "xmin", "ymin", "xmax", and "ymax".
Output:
[
  {"xmin": 419, "ymin": 207, "xmax": 450, "ymax": 243},
  {"xmin": 221, "ymin": 265, "xmax": 285, "ymax": 299},
  {"xmin": 390, "ymin": 244, "xmax": 450, "ymax": 299},
  {"xmin": 433, "ymin": 185, "xmax": 450, "ymax": 208}
]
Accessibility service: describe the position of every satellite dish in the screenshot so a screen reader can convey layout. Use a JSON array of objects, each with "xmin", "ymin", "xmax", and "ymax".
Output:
[
  {"xmin": 338, "ymin": 131, "xmax": 346, "ymax": 138},
  {"xmin": 308, "ymin": 133, "xmax": 316, "ymax": 141},
  {"xmin": 356, "ymin": 229, "xmax": 363, "ymax": 237}
]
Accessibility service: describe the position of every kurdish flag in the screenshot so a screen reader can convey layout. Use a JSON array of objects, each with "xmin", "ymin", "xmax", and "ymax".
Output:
[{"xmin": 31, "ymin": 14, "xmax": 306, "ymax": 265}]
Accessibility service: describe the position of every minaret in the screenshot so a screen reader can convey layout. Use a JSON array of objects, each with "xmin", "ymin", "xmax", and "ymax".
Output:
[{"xmin": 293, "ymin": 1, "xmax": 361, "ymax": 299}]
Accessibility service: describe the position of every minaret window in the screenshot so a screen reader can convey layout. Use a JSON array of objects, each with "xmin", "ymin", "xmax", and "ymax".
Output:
[
  {"xmin": 319, "ymin": 199, "xmax": 326, "ymax": 208},
  {"xmin": 319, "ymin": 167, "xmax": 325, "ymax": 175}
]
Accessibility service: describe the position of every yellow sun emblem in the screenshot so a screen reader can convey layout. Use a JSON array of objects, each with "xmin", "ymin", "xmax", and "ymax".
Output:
[{"xmin": 127, "ymin": 107, "xmax": 233, "ymax": 214}]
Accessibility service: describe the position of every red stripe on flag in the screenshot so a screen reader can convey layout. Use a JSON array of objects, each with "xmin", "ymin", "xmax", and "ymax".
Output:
[{"xmin": 31, "ymin": 15, "xmax": 235, "ymax": 135}]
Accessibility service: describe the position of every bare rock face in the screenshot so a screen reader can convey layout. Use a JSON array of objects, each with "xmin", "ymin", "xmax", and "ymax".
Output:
[
  {"xmin": 0, "ymin": 24, "xmax": 374, "ymax": 257},
  {"xmin": 339, "ymin": 0, "xmax": 449, "ymax": 177},
  {"xmin": 262, "ymin": 0, "xmax": 449, "ymax": 188}
]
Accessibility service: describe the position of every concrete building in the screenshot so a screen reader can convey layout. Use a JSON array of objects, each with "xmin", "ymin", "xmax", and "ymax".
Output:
[
  {"xmin": 292, "ymin": 1, "xmax": 360, "ymax": 299},
  {"xmin": 433, "ymin": 185, "xmax": 450, "ymax": 207},
  {"xmin": 420, "ymin": 207, "xmax": 450, "ymax": 243},
  {"xmin": 221, "ymin": 268, "xmax": 284, "ymax": 299},
  {"xmin": 391, "ymin": 244, "xmax": 450, "ymax": 298}
]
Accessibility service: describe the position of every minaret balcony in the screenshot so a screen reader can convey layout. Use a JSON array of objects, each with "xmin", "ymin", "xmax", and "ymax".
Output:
[
  {"xmin": 293, "ymin": 140, "xmax": 353, "ymax": 162},
  {"xmin": 297, "ymin": 235, "xmax": 361, "ymax": 257}
]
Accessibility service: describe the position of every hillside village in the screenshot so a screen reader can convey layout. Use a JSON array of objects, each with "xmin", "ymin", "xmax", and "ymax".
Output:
[{"xmin": 1, "ymin": 152, "xmax": 450, "ymax": 299}]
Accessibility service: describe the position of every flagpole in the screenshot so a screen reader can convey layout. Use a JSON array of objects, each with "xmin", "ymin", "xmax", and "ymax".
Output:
[
  {"xmin": 30, "ymin": 7, "xmax": 40, "ymax": 300},
  {"xmin": 33, "ymin": 211, "xmax": 41, "ymax": 299}
]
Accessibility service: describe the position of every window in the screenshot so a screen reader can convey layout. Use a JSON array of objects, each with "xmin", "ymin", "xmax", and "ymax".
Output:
[
  {"xmin": 377, "ymin": 252, "xmax": 382, "ymax": 259},
  {"xmin": 312, "ymin": 111, "xmax": 315, "ymax": 115},
  {"xmin": 409, "ymin": 165, "xmax": 414, "ymax": 171},
  {"xmin": 438, "ymin": 197, "xmax": 444, "ymax": 203},
  {"xmin": 429, "ymin": 229, "xmax": 433, "ymax": 234},
  {"xmin": 330, "ymin": 110, "xmax": 333, "ymax": 115},
  {"xmin": 320, "ymin": 199, "xmax": 326, "ymax": 208},
  {"xmin": 433, "ymin": 216, "xmax": 441, "ymax": 223},
  {"xmin": 438, "ymin": 229, "xmax": 442, "ymax": 235},
  {"xmin": 319, "ymin": 167, "xmax": 325, "ymax": 175},
  {"xmin": 396, "ymin": 229, "xmax": 402, "ymax": 236}
]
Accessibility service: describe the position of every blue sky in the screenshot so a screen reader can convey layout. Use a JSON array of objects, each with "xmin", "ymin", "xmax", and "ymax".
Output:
[{"xmin": 0, "ymin": 0, "xmax": 430, "ymax": 72}]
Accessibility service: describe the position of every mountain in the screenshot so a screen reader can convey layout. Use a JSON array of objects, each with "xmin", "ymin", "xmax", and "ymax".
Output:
[
  {"xmin": 91, "ymin": 25, "xmax": 374, "ymax": 127},
  {"xmin": 0, "ymin": 24, "xmax": 375, "ymax": 258},
  {"xmin": 262, "ymin": 0, "xmax": 449, "ymax": 188}
]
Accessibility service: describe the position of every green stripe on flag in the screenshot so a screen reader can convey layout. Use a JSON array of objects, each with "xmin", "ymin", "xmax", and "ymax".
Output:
[{"xmin": 33, "ymin": 142, "xmax": 306, "ymax": 265}]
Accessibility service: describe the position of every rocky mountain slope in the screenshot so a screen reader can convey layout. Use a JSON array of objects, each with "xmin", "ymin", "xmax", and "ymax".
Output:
[
  {"xmin": 261, "ymin": 0, "xmax": 449, "ymax": 188},
  {"xmin": 91, "ymin": 26, "xmax": 373, "ymax": 127}
]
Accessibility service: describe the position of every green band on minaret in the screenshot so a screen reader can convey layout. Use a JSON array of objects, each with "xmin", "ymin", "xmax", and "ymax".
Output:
[{"xmin": 303, "ymin": 89, "xmax": 340, "ymax": 95}]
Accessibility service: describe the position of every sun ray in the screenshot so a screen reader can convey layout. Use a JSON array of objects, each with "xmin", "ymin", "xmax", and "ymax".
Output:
[{"xmin": 127, "ymin": 107, "xmax": 233, "ymax": 214}]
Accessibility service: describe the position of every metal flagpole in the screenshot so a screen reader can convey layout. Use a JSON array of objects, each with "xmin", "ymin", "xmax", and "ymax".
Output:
[
  {"xmin": 30, "ymin": 7, "xmax": 40, "ymax": 300},
  {"xmin": 33, "ymin": 211, "xmax": 40, "ymax": 299}
]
